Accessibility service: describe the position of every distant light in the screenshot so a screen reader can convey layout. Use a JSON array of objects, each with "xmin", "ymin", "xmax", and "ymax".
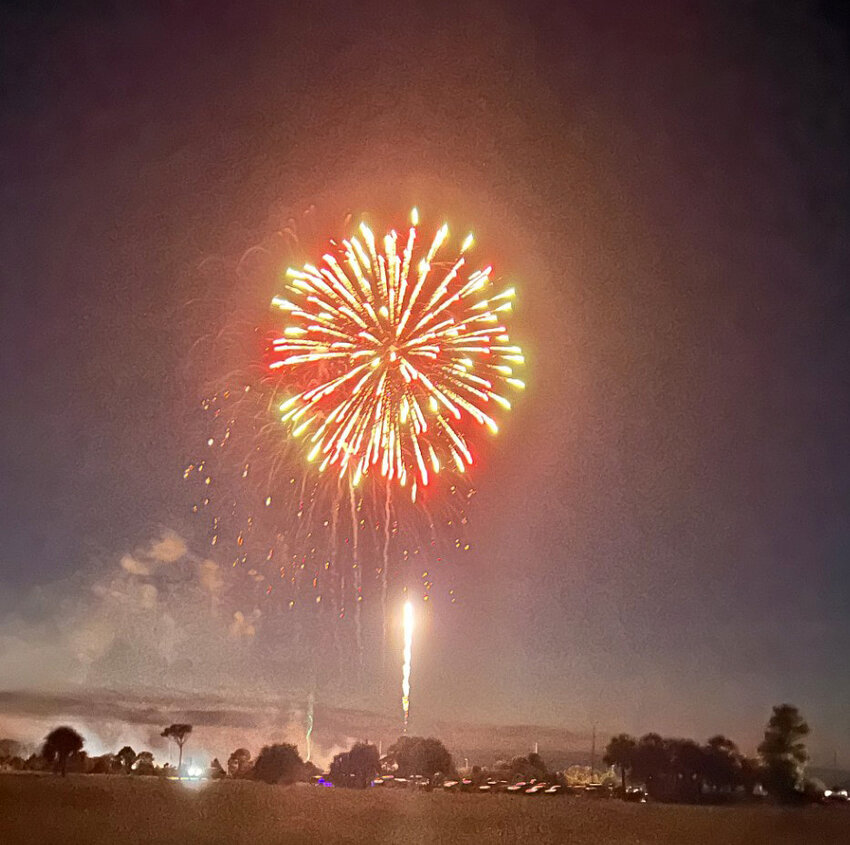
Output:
[{"xmin": 187, "ymin": 765, "xmax": 204, "ymax": 778}]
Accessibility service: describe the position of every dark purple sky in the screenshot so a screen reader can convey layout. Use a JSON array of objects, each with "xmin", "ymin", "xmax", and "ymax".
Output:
[{"xmin": 1, "ymin": 1, "xmax": 848, "ymax": 762}]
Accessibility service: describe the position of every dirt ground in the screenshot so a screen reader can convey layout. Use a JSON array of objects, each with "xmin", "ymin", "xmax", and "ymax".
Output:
[{"xmin": 2, "ymin": 773, "xmax": 848, "ymax": 844}]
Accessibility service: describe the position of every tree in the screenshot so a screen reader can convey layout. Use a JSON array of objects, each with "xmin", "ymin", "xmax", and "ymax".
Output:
[
  {"xmin": 252, "ymin": 743, "xmax": 305, "ymax": 785},
  {"xmin": 631, "ymin": 734, "xmax": 670, "ymax": 798},
  {"xmin": 89, "ymin": 755, "xmax": 108, "ymax": 775},
  {"xmin": 227, "ymin": 747, "xmax": 253, "ymax": 778},
  {"xmin": 42, "ymin": 727, "xmax": 84, "ymax": 777},
  {"xmin": 604, "ymin": 734, "xmax": 637, "ymax": 793},
  {"xmin": 116, "ymin": 746, "xmax": 137, "ymax": 774},
  {"xmin": 503, "ymin": 753, "xmax": 549, "ymax": 782},
  {"xmin": 385, "ymin": 736, "xmax": 454, "ymax": 781},
  {"xmin": 667, "ymin": 738, "xmax": 706, "ymax": 801},
  {"xmin": 758, "ymin": 704, "xmax": 810, "ymax": 802},
  {"xmin": 161, "ymin": 724, "xmax": 192, "ymax": 774},
  {"xmin": 134, "ymin": 751, "xmax": 156, "ymax": 776},
  {"xmin": 329, "ymin": 742, "xmax": 380, "ymax": 788},
  {"xmin": 702, "ymin": 735, "xmax": 742, "ymax": 793},
  {"xmin": 739, "ymin": 754, "xmax": 760, "ymax": 796}
]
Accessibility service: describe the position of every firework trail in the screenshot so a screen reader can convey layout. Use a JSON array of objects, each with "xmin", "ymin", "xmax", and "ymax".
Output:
[
  {"xmin": 305, "ymin": 689, "xmax": 315, "ymax": 762},
  {"xmin": 401, "ymin": 600, "xmax": 414, "ymax": 732}
]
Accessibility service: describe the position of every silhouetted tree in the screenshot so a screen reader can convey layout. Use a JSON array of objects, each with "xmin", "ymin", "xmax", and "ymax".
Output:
[
  {"xmin": 385, "ymin": 736, "xmax": 454, "ymax": 781},
  {"xmin": 252, "ymin": 743, "xmax": 304, "ymax": 785},
  {"xmin": 90, "ymin": 754, "xmax": 118, "ymax": 775},
  {"xmin": 702, "ymin": 735, "xmax": 742, "ymax": 793},
  {"xmin": 329, "ymin": 742, "xmax": 380, "ymax": 788},
  {"xmin": 758, "ymin": 704, "xmax": 810, "ymax": 802},
  {"xmin": 25, "ymin": 753, "xmax": 48, "ymax": 772},
  {"xmin": 739, "ymin": 754, "xmax": 760, "ymax": 796},
  {"xmin": 504, "ymin": 752, "xmax": 549, "ymax": 782},
  {"xmin": 667, "ymin": 738, "xmax": 706, "ymax": 801},
  {"xmin": 632, "ymin": 734, "xmax": 669, "ymax": 798},
  {"xmin": 42, "ymin": 727, "xmax": 84, "ymax": 777},
  {"xmin": 227, "ymin": 747, "xmax": 253, "ymax": 778},
  {"xmin": 66, "ymin": 750, "xmax": 89, "ymax": 774},
  {"xmin": 116, "ymin": 746, "xmax": 136, "ymax": 773},
  {"xmin": 604, "ymin": 734, "xmax": 637, "ymax": 793},
  {"xmin": 134, "ymin": 751, "xmax": 155, "ymax": 776},
  {"xmin": 161, "ymin": 724, "xmax": 192, "ymax": 774}
]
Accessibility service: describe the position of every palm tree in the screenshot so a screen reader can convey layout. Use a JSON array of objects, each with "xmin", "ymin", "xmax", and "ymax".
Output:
[
  {"xmin": 42, "ymin": 727, "xmax": 84, "ymax": 776},
  {"xmin": 603, "ymin": 733, "xmax": 636, "ymax": 794},
  {"xmin": 161, "ymin": 724, "xmax": 192, "ymax": 775}
]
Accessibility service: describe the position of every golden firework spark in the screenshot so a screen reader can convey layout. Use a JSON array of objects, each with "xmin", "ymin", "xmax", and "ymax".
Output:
[{"xmin": 269, "ymin": 210, "xmax": 525, "ymax": 500}]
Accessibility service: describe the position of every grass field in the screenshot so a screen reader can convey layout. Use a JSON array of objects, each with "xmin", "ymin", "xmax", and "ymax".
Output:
[{"xmin": 2, "ymin": 773, "xmax": 848, "ymax": 844}]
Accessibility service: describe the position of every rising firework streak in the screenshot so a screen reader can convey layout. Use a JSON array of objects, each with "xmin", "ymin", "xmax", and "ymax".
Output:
[{"xmin": 402, "ymin": 600, "xmax": 414, "ymax": 731}]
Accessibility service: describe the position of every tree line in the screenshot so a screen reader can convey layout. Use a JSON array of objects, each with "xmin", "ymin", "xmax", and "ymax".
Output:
[
  {"xmin": 0, "ymin": 725, "xmax": 457, "ymax": 789},
  {"xmin": 0, "ymin": 702, "xmax": 829, "ymax": 804},
  {"xmin": 604, "ymin": 703, "xmax": 816, "ymax": 804}
]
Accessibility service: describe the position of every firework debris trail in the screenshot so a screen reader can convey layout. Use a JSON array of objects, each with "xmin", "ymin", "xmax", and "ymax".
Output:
[
  {"xmin": 349, "ymin": 478, "xmax": 364, "ymax": 674},
  {"xmin": 381, "ymin": 477, "xmax": 391, "ymax": 675}
]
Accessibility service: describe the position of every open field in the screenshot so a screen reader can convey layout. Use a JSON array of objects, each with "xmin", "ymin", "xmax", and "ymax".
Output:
[{"xmin": 2, "ymin": 773, "xmax": 848, "ymax": 845}]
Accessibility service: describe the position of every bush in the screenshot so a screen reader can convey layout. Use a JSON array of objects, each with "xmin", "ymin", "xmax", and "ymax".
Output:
[{"xmin": 252, "ymin": 744, "xmax": 305, "ymax": 785}]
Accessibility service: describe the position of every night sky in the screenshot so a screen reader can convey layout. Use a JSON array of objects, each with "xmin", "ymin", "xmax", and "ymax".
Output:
[{"xmin": 1, "ymin": 1, "xmax": 848, "ymax": 763}]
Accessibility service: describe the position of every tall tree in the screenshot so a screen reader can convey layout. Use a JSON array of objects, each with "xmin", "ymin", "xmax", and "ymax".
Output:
[
  {"xmin": 42, "ymin": 727, "xmax": 84, "ymax": 777},
  {"xmin": 758, "ymin": 704, "xmax": 810, "ymax": 802},
  {"xmin": 161, "ymin": 724, "xmax": 192, "ymax": 774},
  {"xmin": 603, "ymin": 734, "xmax": 636, "ymax": 793}
]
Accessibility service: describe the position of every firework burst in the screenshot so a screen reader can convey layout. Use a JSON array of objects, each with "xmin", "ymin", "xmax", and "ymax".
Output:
[{"xmin": 269, "ymin": 209, "xmax": 525, "ymax": 501}]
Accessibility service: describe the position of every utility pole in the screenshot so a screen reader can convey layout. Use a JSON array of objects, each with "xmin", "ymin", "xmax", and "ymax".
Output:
[{"xmin": 590, "ymin": 724, "xmax": 597, "ymax": 783}]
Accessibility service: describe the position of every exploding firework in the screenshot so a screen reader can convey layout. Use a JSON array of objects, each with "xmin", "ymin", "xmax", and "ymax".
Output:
[
  {"xmin": 401, "ymin": 600, "xmax": 414, "ymax": 731},
  {"xmin": 269, "ymin": 209, "xmax": 525, "ymax": 501}
]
